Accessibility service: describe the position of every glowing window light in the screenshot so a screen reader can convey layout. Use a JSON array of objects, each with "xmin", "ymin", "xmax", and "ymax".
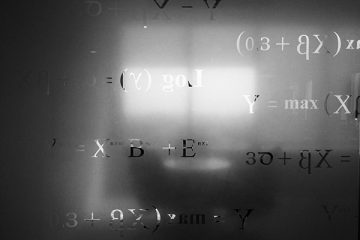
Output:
[
  {"xmin": 122, "ymin": 67, "xmax": 191, "ymax": 116},
  {"xmin": 122, "ymin": 67, "xmax": 255, "ymax": 118},
  {"xmin": 191, "ymin": 67, "xmax": 255, "ymax": 117}
]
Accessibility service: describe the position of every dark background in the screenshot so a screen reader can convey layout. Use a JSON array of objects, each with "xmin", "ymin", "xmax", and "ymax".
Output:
[{"xmin": 2, "ymin": 0, "xmax": 360, "ymax": 239}]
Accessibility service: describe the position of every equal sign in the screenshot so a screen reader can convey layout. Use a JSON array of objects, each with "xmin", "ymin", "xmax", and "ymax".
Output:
[
  {"xmin": 340, "ymin": 155, "xmax": 351, "ymax": 162},
  {"xmin": 106, "ymin": 77, "xmax": 113, "ymax": 83},
  {"xmin": 76, "ymin": 145, "xmax": 85, "ymax": 152},
  {"xmin": 267, "ymin": 100, "xmax": 278, "ymax": 108}
]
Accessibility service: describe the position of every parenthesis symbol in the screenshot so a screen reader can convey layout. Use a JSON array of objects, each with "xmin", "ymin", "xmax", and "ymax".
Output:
[
  {"xmin": 236, "ymin": 31, "xmax": 245, "ymax": 56},
  {"xmin": 333, "ymin": 32, "xmax": 341, "ymax": 57},
  {"xmin": 143, "ymin": 69, "xmax": 152, "ymax": 92},
  {"xmin": 51, "ymin": 138, "xmax": 56, "ymax": 147},
  {"xmin": 120, "ymin": 68, "xmax": 127, "ymax": 92},
  {"xmin": 355, "ymin": 95, "xmax": 360, "ymax": 119},
  {"xmin": 324, "ymin": 92, "xmax": 331, "ymax": 116},
  {"xmin": 152, "ymin": 205, "xmax": 161, "ymax": 233}
]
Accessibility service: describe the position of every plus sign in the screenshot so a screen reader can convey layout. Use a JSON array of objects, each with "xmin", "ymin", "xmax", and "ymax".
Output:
[
  {"xmin": 277, "ymin": 152, "xmax": 292, "ymax": 165},
  {"xmin": 162, "ymin": 144, "xmax": 176, "ymax": 155},
  {"xmin": 84, "ymin": 212, "xmax": 101, "ymax": 226},
  {"xmin": 275, "ymin": 37, "xmax": 290, "ymax": 51}
]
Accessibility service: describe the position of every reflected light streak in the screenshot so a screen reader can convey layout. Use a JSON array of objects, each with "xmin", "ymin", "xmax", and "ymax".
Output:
[{"xmin": 163, "ymin": 157, "xmax": 230, "ymax": 171}]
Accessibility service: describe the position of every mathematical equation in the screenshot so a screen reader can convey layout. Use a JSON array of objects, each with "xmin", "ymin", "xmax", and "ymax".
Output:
[
  {"xmin": 236, "ymin": 31, "xmax": 360, "ymax": 60},
  {"xmin": 84, "ymin": 0, "xmax": 222, "ymax": 20},
  {"xmin": 17, "ymin": 69, "xmax": 204, "ymax": 94},
  {"xmin": 16, "ymin": 70, "xmax": 360, "ymax": 120},
  {"xmin": 245, "ymin": 150, "xmax": 353, "ymax": 175},
  {"xmin": 244, "ymin": 94, "xmax": 360, "ymax": 119},
  {"xmin": 50, "ymin": 207, "xmax": 253, "ymax": 233},
  {"xmin": 51, "ymin": 138, "xmax": 355, "ymax": 174},
  {"xmin": 50, "ymin": 204, "xmax": 356, "ymax": 233},
  {"xmin": 52, "ymin": 138, "xmax": 208, "ymax": 158}
]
